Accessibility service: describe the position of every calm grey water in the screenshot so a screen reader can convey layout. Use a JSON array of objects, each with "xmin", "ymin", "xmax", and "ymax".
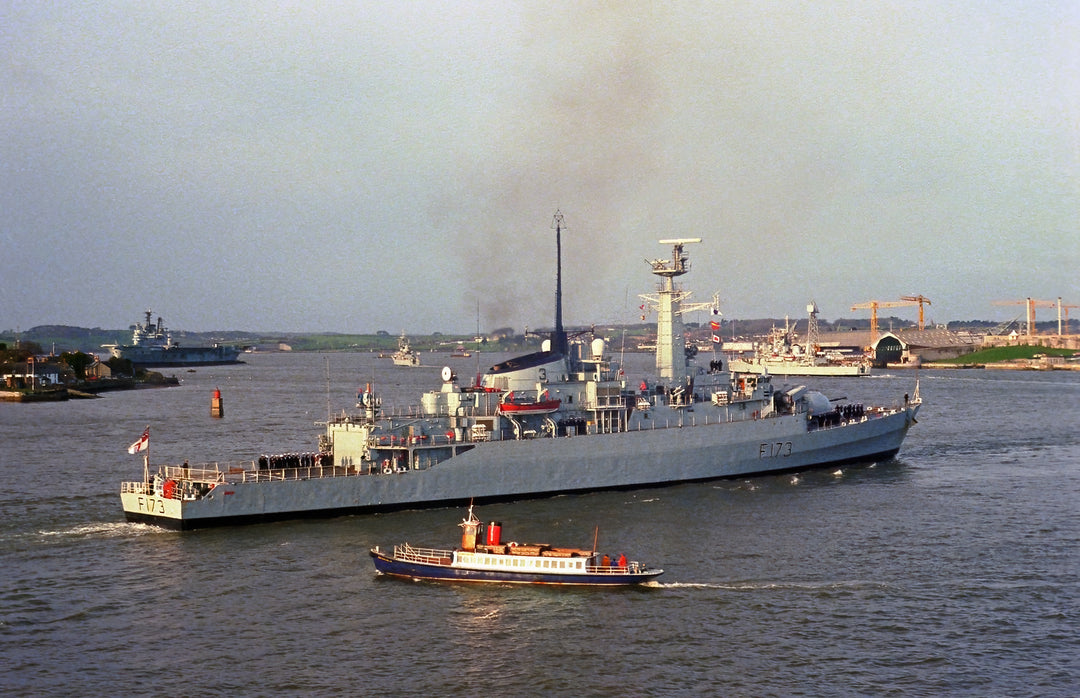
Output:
[{"xmin": 2, "ymin": 352, "xmax": 1078, "ymax": 696}]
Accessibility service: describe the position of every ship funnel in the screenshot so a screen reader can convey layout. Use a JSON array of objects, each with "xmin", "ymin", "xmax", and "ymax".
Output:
[{"xmin": 486, "ymin": 521, "xmax": 502, "ymax": 546}]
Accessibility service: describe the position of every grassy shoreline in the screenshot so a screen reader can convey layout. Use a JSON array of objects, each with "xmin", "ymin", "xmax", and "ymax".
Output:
[{"xmin": 932, "ymin": 345, "xmax": 1077, "ymax": 366}]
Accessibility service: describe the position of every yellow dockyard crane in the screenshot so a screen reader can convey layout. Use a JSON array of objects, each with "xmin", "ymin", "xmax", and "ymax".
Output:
[
  {"xmin": 1059, "ymin": 301, "xmax": 1080, "ymax": 335},
  {"xmin": 850, "ymin": 298, "xmax": 922, "ymax": 345},
  {"xmin": 994, "ymin": 297, "xmax": 1077, "ymax": 337},
  {"xmin": 899, "ymin": 295, "xmax": 932, "ymax": 330}
]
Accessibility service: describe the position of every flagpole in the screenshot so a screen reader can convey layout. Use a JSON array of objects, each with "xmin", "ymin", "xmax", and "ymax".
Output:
[{"xmin": 143, "ymin": 425, "xmax": 150, "ymax": 485}]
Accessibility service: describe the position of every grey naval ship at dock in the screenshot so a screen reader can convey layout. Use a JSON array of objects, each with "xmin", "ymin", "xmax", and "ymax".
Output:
[
  {"xmin": 121, "ymin": 214, "xmax": 922, "ymax": 529},
  {"xmin": 106, "ymin": 310, "xmax": 242, "ymax": 368},
  {"xmin": 728, "ymin": 302, "xmax": 871, "ymax": 377}
]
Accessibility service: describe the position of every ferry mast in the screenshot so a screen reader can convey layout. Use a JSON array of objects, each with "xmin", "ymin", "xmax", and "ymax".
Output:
[{"xmin": 645, "ymin": 238, "xmax": 701, "ymax": 383}]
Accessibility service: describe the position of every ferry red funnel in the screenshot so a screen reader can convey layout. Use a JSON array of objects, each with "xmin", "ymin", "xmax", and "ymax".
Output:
[{"xmin": 486, "ymin": 521, "xmax": 502, "ymax": 546}]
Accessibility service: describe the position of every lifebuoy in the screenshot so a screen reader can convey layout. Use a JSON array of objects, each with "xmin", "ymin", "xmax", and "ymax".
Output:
[{"xmin": 381, "ymin": 459, "xmax": 392, "ymax": 474}]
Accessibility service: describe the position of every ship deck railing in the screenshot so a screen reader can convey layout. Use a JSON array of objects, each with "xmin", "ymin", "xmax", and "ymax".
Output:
[
  {"xmin": 393, "ymin": 544, "xmax": 454, "ymax": 565},
  {"xmin": 130, "ymin": 461, "xmax": 371, "ymax": 487},
  {"xmin": 585, "ymin": 562, "xmax": 649, "ymax": 574},
  {"xmin": 362, "ymin": 404, "xmax": 917, "ymax": 448},
  {"xmin": 805, "ymin": 404, "xmax": 909, "ymax": 432}
]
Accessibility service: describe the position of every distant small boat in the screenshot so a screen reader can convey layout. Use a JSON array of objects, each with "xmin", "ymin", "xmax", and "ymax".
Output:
[
  {"xmin": 369, "ymin": 505, "xmax": 663, "ymax": 586},
  {"xmin": 451, "ymin": 344, "xmax": 472, "ymax": 358}
]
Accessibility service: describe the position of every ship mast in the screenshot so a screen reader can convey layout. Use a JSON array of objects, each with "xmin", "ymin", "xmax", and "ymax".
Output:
[
  {"xmin": 805, "ymin": 301, "xmax": 820, "ymax": 357},
  {"xmin": 551, "ymin": 211, "xmax": 569, "ymax": 356},
  {"xmin": 647, "ymin": 238, "xmax": 701, "ymax": 382}
]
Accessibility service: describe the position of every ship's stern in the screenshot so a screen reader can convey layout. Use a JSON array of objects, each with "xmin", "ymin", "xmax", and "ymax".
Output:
[{"xmin": 120, "ymin": 482, "xmax": 186, "ymax": 528}]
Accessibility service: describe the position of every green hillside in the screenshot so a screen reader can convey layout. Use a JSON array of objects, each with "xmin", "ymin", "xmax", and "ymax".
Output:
[{"xmin": 939, "ymin": 345, "xmax": 1077, "ymax": 364}]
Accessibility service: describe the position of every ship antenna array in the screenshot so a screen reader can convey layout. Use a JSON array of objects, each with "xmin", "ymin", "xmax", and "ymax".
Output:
[{"xmin": 652, "ymin": 238, "xmax": 702, "ymax": 278}]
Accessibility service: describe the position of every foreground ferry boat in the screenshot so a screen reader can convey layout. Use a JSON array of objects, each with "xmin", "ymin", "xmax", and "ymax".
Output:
[
  {"xmin": 370, "ymin": 505, "xmax": 662, "ymax": 585},
  {"xmin": 121, "ymin": 214, "xmax": 922, "ymax": 529},
  {"xmin": 106, "ymin": 309, "xmax": 242, "ymax": 368}
]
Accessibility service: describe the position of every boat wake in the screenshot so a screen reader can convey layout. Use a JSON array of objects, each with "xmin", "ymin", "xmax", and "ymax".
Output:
[
  {"xmin": 38, "ymin": 521, "xmax": 173, "ymax": 539},
  {"xmin": 653, "ymin": 580, "xmax": 893, "ymax": 592}
]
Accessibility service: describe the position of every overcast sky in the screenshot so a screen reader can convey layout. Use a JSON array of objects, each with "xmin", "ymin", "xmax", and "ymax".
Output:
[{"xmin": 3, "ymin": 2, "xmax": 1078, "ymax": 334}]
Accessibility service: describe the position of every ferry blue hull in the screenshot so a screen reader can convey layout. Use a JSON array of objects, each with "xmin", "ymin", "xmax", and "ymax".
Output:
[{"xmin": 369, "ymin": 550, "xmax": 661, "ymax": 585}]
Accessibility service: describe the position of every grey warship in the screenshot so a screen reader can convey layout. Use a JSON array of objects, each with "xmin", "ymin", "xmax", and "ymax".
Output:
[
  {"xmin": 121, "ymin": 213, "xmax": 921, "ymax": 529},
  {"xmin": 107, "ymin": 310, "xmax": 242, "ymax": 368}
]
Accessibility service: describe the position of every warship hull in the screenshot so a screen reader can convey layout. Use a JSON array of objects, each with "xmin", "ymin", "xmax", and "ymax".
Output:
[
  {"xmin": 729, "ymin": 358, "xmax": 870, "ymax": 377},
  {"xmin": 121, "ymin": 407, "xmax": 915, "ymax": 530},
  {"xmin": 110, "ymin": 345, "xmax": 242, "ymax": 368}
]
